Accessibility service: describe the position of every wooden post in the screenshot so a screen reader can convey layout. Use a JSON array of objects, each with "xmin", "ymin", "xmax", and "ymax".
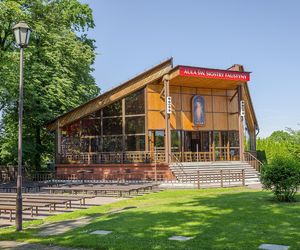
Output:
[
  {"xmin": 197, "ymin": 170, "xmax": 200, "ymax": 189},
  {"xmin": 238, "ymin": 85, "xmax": 245, "ymax": 161},
  {"xmin": 163, "ymin": 75, "xmax": 171, "ymax": 164},
  {"xmin": 154, "ymin": 146, "xmax": 157, "ymax": 183},
  {"xmin": 122, "ymin": 98, "xmax": 126, "ymax": 164},
  {"xmin": 242, "ymin": 169, "xmax": 245, "ymax": 186},
  {"xmin": 227, "ymin": 141, "xmax": 230, "ymax": 161},
  {"xmin": 87, "ymin": 153, "xmax": 90, "ymax": 165},
  {"xmin": 212, "ymin": 141, "xmax": 215, "ymax": 161},
  {"xmin": 220, "ymin": 170, "xmax": 223, "ymax": 187}
]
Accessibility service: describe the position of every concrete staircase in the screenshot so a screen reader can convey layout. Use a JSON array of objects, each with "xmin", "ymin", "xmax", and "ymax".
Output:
[{"xmin": 169, "ymin": 161, "xmax": 260, "ymax": 185}]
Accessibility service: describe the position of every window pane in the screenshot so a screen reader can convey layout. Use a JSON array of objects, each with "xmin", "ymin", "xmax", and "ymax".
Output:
[
  {"xmin": 201, "ymin": 131, "xmax": 210, "ymax": 152},
  {"xmin": 214, "ymin": 132, "xmax": 220, "ymax": 147},
  {"xmin": 221, "ymin": 131, "xmax": 228, "ymax": 147},
  {"xmin": 103, "ymin": 117, "xmax": 122, "ymax": 135},
  {"xmin": 125, "ymin": 116, "xmax": 145, "ymax": 134},
  {"xmin": 61, "ymin": 120, "xmax": 81, "ymax": 137},
  {"xmin": 171, "ymin": 131, "xmax": 181, "ymax": 152},
  {"xmin": 80, "ymin": 138, "xmax": 89, "ymax": 152},
  {"xmin": 103, "ymin": 100, "xmax": 122, "ymax": 117},
  {"xmin": 61, "ymin": 136, "xmax": 80, "ymax": 154},
  {"xmin": 154, "ymin": 130, "xmax": 165, "ymax": 150},
  {"xmin": 91, "ymin": 138, "xmax": 101, "ymax": 152},
  {"xmin": 125, "ymin": 89, "xmax": 145, "ymax": 115},
  {"xmin": 184, "ymin": 131, "xmax": 192, "ymax": 152},
  {"xmin": 126, "ymin": 135, "xmax": 145, "ymax": 151},
  {"xmin": 103, "ymin": 136, "xmax": 123, "ymax": 152},
  {"xmin": 229, "ymin": 131, "xmax": 239, "ymax": 147},
  {"xmin": 81, "ymin": 118, "xmax": 101, "ymax": 136}
]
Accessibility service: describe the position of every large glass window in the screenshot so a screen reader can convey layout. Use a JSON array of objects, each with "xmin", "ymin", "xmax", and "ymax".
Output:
[
  {"xmin": 103, "ymin": 117, "xmax": 122, "ymax": 135},
  {"xmin": 125, "ymin": 89, "xmax": 145, "ymax": 115},
  {"xmin": 154, "ymin": 130, "xmax": 165, "ymax": 150},
  {"xmin": 103, "ymin": 136, "xmax": 123, "ymax": 152},
  {"xmin": 171, "ymin": 130, "xmax": 181, "ymax": 152},
  {"xmin": 229, "ymin": 131, "xmax": 239, "ymax": 147},
  {"xmin": 126, "ymin": 135, "xmax": 145, "ymax": 151},
  {"xmin": 103, "ymin": 100, "xmax": 122, "ymax": 117},
  {"xmin": 60, "ymin": 88, "xmax": 146, "ymax": 156},
  {"xmin": 61, "ymin": 120, "xmax": 81, "ymax": 137},
  {"xmin": 80, "ymin": 138, "xmax": 90, "ymax": 152},
  {"xmin": 91, "ymin": 138, "xmax": 101, "ymax": 152},
  {"xmin": 81, "ymin": 118, "xmax": 101, "ymax": 136},
  {"xmin": 125, "ymin": 116, "xmax": 145, "ymax": 134}
]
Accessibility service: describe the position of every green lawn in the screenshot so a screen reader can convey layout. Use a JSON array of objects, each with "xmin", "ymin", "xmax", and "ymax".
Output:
[{"xmin": 0, "ymin": 188, "xmax": 299, "ymax": 250}]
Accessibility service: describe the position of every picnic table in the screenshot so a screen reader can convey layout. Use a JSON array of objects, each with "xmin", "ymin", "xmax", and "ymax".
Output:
[{"xmin": 42, "ymin": 183, "xmax": 160, "ymax": 197}]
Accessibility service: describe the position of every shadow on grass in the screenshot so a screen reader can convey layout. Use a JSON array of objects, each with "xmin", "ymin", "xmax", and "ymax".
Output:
[{"xmin": 1, "ymin": 190, "xmax": 300, "ymax": 250}]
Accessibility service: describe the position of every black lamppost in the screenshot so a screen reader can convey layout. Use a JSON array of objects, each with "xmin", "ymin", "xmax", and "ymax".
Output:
[{"xmin": 12, "ymin": 21, "xmax": 31, "ymax": 231}]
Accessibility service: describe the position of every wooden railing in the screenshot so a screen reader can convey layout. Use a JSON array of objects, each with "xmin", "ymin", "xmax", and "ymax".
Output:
[
  {"xmin": 176, "ymin": 169, "xmax": 246, "ymax": 187},
  {"xmin": 243, "ymin": 152, "xmax": 263, "ymax": 172},
  {"xmin": 59, "ymin": 151, "xmax": 166, "ymax": 165},
  {"xmin": 170, "ymin": 153, "xmax": 186, "ymax": 177},
  {"xmin": 196, "ymin": 169, "xmax": 245, "ymax": 188},
  {"xmin": 59, "ymin": 148, "xmax": 242, "ymax": 165}
]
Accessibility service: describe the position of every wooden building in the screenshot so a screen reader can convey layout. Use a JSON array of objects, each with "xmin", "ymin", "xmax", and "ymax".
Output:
[{"xmin": 46, "ymin": 58, "xmax": 259, "ymax": 180}]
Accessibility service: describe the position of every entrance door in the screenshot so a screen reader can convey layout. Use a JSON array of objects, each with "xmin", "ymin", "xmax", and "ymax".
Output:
[
  {"xmin": 190, "ymin": 131, "xmax": 211, "ymax": 152},
  {"xmin": 213, "ymin": 131, "xmax": 229, "ymax": 160}
]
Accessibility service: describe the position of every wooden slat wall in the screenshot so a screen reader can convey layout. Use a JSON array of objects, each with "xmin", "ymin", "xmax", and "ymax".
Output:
[{"xmin": 146, "ymin": 84, "xmax": 239, "ymax": 131}]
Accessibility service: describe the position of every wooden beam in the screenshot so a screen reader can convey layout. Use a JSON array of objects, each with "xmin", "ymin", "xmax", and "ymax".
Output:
[{"xmin": 229, "ymin": 90, "xmax": 238, "ymax": 102}]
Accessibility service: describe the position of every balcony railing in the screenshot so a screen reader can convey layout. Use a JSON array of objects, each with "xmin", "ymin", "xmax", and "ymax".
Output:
[
  {"xmin": 59, "ymin": 151, "xmax": 165, "ymax": 165},
  {"xmin": 58, "ymin": 148, "xmax": 240, "ymax": 165}
]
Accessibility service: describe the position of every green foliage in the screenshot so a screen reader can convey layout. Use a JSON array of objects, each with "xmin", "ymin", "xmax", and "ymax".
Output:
[
  {"xmin": 0, "ymin": 0, "xmax": 99, "ymax": 169},
  {"xmin": 256, "ymin": 129, "xmax": 299, "ymax": 163},
  {"xmin": 261, "ymin": 156, "xmax": 300, "ymax": 202},
  {"xmin": 287, "ymin": 128, "xmax": 300, "ymax": 161}
]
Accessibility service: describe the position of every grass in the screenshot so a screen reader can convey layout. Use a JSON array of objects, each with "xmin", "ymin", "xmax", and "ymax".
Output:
[{"xmin": 0, "ymin": 187, "xmax": 299, "ymax": 250}]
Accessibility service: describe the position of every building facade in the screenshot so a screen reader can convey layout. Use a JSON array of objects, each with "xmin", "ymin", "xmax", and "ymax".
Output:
[{"xmin": 47, "ymin": 58, "xmax": 258, "ymax": 180}]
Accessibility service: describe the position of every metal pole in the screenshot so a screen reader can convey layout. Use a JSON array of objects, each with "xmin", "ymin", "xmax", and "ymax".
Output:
[
  {"xmin": 16, "ymin": 47, "xmax": 24, "ymax": 231},
  {"xmin": 154, "ymin": 146, "xmax": 157, "ymax": 183},
  {"xmin": 196, "ymin": 144, "xmax": 199, "ymax": 162}
]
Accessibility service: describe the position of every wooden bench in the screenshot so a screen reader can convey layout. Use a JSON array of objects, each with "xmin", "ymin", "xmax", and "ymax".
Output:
[
  {"xmin": 0, "ymin": 205, "xmax": 30, "ymax": 221},
  {"xmin": 0, "ymin": 193, "xmax": 93, "ymax": 206}
]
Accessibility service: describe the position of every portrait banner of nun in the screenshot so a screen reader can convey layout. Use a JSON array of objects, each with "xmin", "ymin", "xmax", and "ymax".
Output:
[{"xmin": 192, "ymin": 95, "xmax": 205, "ymax": 126}]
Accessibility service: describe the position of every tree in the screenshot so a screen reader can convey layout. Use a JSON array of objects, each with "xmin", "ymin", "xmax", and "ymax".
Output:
[
  {"xmin": 0, "ymin": 0, "xmax": 99, "ymax": 170},
  {"xmin": 269, "ymin": 130, "xmax": 292, "ymax": 142},
  {"xmin": 256, "ymin": 129, "xmax": 300, "ymax": 163},
  {"xmin": 287, "ymin": 128, "xmax": 300, "ymax": 161}
]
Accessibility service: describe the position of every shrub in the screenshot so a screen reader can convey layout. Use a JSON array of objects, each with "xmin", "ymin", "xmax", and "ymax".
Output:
[{"xmin": 260, "ymin": 156, "xmax": 300, "ymax": 202}]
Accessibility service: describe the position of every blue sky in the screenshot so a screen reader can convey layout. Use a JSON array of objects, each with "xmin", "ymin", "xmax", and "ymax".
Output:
[{"xmin": 82, "ymin": 0, "xmax": 300, "ymax": 137}]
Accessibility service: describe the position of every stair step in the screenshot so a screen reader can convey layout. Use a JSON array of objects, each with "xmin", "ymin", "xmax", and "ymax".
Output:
[{"xmin": 170, "ymin": 161, "xmax": 260, "ymax": 184}]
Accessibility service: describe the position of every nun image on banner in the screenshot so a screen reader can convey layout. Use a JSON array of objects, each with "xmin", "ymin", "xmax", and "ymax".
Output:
[{"xmin": 192, "ymin": 95, "xmax": 205, "ymax": 126}]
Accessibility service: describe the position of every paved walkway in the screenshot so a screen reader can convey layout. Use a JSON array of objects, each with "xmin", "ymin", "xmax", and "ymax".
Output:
[
  {"xmin": 247, "ymin": 183, "xmax": 263, "ymax": 190},
  {"xmin": 0, "ymin": 241, "xmax": 83, "ymax": 250}
]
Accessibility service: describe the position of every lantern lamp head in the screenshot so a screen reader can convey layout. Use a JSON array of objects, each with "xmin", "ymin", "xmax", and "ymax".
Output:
[{"xmin": 13, "ymin": 21, "xmax": 31, "ymax": 48}]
